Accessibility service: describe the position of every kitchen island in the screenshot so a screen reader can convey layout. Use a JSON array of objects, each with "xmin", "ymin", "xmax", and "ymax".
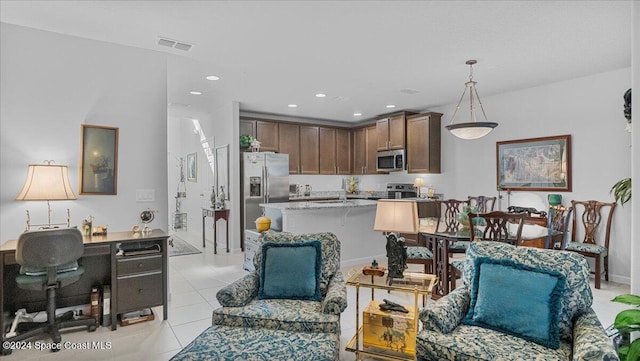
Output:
[{"xmin": 260, "ymin": 199, "xmax": 385, "ymax": 267}]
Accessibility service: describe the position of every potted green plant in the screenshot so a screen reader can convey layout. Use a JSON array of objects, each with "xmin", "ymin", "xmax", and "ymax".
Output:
[
  {"xmin": 611, "ymin": 294, "xmax": 640, "ymax": 361},
  {"xmin": 240, "ymin": 134, "xmax": 254, "ymax": 148},
  {"xmin": 611, "ymin": 178, "xmax": 632, "ymax": 205}
]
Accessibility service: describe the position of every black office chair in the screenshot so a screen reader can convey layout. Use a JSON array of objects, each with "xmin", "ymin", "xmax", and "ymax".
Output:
[{"xmin": 2, "ymin": 228, "xmax": 97, "ymax": 355}]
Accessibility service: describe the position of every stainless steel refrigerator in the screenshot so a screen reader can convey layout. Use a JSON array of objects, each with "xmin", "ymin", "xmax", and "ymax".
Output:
[{"xmin": 241, "ymin": 152, "xmax": 289, "ymax": 244}]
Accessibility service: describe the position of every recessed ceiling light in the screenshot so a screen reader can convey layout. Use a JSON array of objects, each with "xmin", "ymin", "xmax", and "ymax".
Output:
[
  {"xmin": 206, "ymin": 75, "xmax": 220, "ymax": 81},
  {"xmin": 315, "ymin": 93, "xmax": 326, "ymax": 98},
  {"xmin": 354, "ymin": 112, "xmax": 362, "ymax": 117},
  {"xmin": 386, "ymin": 104, "xmax": 396, "ymax": 109},
  {"xmin": 190, "ymin": 91, "xmax": 202, "ymax": 95},
  {"xmin": 288, "ymin": 104, "xmax": 297, "ymax": 108}
]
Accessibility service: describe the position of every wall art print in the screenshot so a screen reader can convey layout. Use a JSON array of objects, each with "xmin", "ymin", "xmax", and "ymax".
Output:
[
  {"xmin": 80, "ymin": 124, "xmax": 119, "ymax": 195},
  {"xmin": 496, "ymin": 134, "xmax": 571, "ymax": 192}
]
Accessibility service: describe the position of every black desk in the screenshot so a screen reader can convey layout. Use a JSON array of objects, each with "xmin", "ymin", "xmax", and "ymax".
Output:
[{"xmin": 1, "ymin": 229, "xmax": 169, "ymax": 337}]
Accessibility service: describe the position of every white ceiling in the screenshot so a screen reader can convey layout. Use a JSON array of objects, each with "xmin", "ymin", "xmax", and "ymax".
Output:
[{"xmin": 0, "ymin": 1, "xmax": 632, "ymax": 124}]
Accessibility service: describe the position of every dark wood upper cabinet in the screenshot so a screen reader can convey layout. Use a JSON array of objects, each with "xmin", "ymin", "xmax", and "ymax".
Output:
[
  {"xmin": 299, "ymin": 125, "xmax": 319, "ymax": 174},
  {"xmin": 278, "ymin": 123, "xmax": 300, "ymax": 174},
  {"xmin": 365, "ymin": 125, "xmax": 379, "ymax": 174},
  {"xmin": 376, "ymin": 113, "xmax": 408, "ymax": 151},
  {"xmin": 256, "ymin": 121, "xmax": 279, "ymax": 152},
  {"xmin": 319, "ymin": 128, "xmax": 337, "ymax": 174},
  {"xmin": 353, "ymin": 127, "xmax": 366, "ymax": 175},
  {"xmin": 240, "ymin": 119, "xmax": 256, "ymax": 139},
  {"xmin": 335, "ymin": 128, "xmax": 351, "ymax": 175},
  {"xmin": 406, "ymin": 112, "xmax": 442, "ymax": 173}
]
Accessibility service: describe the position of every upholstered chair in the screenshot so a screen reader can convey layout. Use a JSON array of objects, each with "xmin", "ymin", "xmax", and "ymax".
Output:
[
  {"xmin": 416, "ymin": 242, "xmax": 617, "ymax": 361},
  {"xmin": 213, "ymin": 231, "xmax": 347, "ymax": 335}
]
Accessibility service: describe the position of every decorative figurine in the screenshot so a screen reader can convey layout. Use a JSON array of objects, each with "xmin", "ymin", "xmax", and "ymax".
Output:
[
  {"xmin": 210, "ymin": 186, "xmax": 217, "ymax": 208},
  {"xmin": 217, "ymin": 186, "xmax": 226, "ymax": 209},
  {"xmin": 82, "ymin": 215, "xmax": 94, "ymax": 236},
  {"xmin": 250, "ymin": 138, "xmax": 262, "ymax": 152}
]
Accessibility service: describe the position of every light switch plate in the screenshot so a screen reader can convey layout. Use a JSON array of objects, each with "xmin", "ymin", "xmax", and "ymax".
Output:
[{"xmin": 136, "ymin": 189, "xmax": 155, "ymax": 202}]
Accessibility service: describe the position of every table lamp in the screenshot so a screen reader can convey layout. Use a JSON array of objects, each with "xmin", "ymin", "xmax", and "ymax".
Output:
[
  {"xmin": 373, "ymin": 199, "xmax": 419, "ymax": 280},
  {"xmin": 414, "ymin": 178, "xmax": 425, "ymax": 198},
  {"xmin": 15, "ymin": 161, "xmax": 77, "ymax": 230}
]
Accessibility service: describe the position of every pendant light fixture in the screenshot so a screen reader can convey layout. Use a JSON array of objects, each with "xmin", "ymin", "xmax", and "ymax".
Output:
[{"xmin": 445, "ymin": 60, "xmax": 498, "ymax": 140}]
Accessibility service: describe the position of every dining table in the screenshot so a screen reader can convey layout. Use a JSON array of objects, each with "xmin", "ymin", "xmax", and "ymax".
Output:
[{"xmin": 421, "ymin": 227, "xmax": 563, "ymax": 299}]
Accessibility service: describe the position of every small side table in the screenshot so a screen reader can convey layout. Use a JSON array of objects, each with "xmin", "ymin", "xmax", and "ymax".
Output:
[{"xmin": 202, "ymin": 208, "xmax": 230, "ymax": 254}]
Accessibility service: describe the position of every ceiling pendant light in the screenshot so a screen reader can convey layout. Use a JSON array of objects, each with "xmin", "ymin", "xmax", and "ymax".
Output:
[{"xmin": 445, "ymin": 60, "xmax": 498, "ymax": 140}]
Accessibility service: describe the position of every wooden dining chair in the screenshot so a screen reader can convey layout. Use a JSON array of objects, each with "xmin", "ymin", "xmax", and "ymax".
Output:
[
  {"xmin": 437, "ymin": 199, "xmax": 469, "ymax": 233},
  {"xmin": 548, "ymin": 205, "xmax": 573, "ymax": 250},
  {"xmin": 566, "ymin": 200, "xmax": 616, "ymax": 289},
  {"xmin": 467, "ymin": 211, "xmax": 527, "ymax": 245},
  {"xmin": 467, "ymin": 196, "xmax": 496, "ymax": 213}
]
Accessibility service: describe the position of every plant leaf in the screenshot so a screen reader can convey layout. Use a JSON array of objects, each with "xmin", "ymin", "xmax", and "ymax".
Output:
[
  {"xmin": 628, "ymin": 338, "xmax": 640, "ymax": 361},
  {"xmin": 614, "ymin": 309, "xmax": 640, "ymax": 330},
  {"xmin": 610, "ymin": 178, "xmax": 632, "ymax": 205},
  {"xmin": 613, "ymin": 294, "xmax": 640, "ymax": 307}
]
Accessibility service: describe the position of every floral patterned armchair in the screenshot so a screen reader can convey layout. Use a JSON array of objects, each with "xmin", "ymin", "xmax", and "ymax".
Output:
[
  {"xmin": 212, "ymin": 231, "xmax": 347, "ymax": 335},
  {"xmin": 417, "ymin": 242, "xmax": 618, "ymax": 361}
]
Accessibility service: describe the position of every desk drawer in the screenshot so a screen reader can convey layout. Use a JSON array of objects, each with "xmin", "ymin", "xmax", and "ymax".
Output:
[
  {"xmin": 117, "ymin": 254, "xmax": 162, "ymax": 276},
  {"xmin": 84, "ymin": 244, "xmax": 111, "ymax": 257},
  {"xmin": 117, "ymin": 272, "xmax": 163, "ymax": 312}
]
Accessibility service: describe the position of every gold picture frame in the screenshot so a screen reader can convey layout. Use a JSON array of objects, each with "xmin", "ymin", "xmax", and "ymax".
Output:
[{"xmin": 80, "ymin": 124, "xmax": 119, "ymax": 195}]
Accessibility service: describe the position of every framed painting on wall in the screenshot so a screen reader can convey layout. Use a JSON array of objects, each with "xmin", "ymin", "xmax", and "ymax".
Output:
[
  {"xmin": 215, "ymin": 144, "xmax": 229, "ymax": 200},
  {"xmin": 496, "ymin": 134, "xmax": 571, "ymax": 192},
  {"xmin": 80, "ymin": 124, "xmax": 119, "ymax": 195},
  {"xmin": 187, "ymin": 152, "xmax": 197, "ymax": 182}
]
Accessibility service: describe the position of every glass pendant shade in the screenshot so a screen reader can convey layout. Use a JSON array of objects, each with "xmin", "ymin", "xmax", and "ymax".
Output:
[
  {"xmin": 446, "ymin": 122, "xmax": 498, "ymax": 140},
  {"xmin": 447, "ymin": 60, "xmax": 498, "ymax": 140}
]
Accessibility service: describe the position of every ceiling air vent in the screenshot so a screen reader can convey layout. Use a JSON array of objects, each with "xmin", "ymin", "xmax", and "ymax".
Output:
[{"xmin": 158, "ymin": 37, "xmax": 193, "ymax": 52}]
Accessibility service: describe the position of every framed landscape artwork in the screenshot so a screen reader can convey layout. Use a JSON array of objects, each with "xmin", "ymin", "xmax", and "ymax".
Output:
[
  {"xmin": 215, "ymin": 144, "xmax": 229, "ymax": 200},
  {"xmin": 80, "ymin": 124, "xmax": 119, "ymax": 195},
  {"xmin": 187, "ymin": 152, "xmax": 197, "ymax": 182},
  {"xmin": 496, "ymin": 134, "xmax": 571, "ymax": 192}
]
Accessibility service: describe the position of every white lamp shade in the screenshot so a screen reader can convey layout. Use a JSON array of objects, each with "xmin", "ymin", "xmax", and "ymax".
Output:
[
  {"xmin": 373, "ymin": 199, "xmax": 419, "ymax": 233},
  {"xmin": 16, "ymin": 164, "xmax": 77, "ymax": 201},
  {"xmin": 414, "ymin": 178, "xmax": 426, "ymax": 187}
]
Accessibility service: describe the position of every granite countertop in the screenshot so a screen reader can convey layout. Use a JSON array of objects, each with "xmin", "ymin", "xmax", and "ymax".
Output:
[
  {"xmin": 261, "ymin": 199, "xmax": 378, "ymax": 210},
  {"xmin": 289, "ymin": 190, "xmax": 386, "ymax": 201}
]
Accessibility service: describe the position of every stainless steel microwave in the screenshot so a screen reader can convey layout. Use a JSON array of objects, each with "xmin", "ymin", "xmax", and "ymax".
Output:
[{"xmin": 377, "ymin": 149, "xmax": 405, "ymax": 172}]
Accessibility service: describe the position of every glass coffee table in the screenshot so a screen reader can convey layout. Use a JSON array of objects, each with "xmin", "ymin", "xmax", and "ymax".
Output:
[{"xmin": 345, "ymin": 268, "xmax": 437, "ymax": 360}]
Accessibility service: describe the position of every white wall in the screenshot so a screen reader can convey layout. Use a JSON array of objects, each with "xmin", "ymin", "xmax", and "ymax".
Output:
[{"xmin": 1, "ymin": 23, "xmax": 168, "ymax": 242}]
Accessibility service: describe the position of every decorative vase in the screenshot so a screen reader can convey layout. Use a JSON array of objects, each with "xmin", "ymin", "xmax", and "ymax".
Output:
[{"xmin": 548, "ymin": 194, "xmax": 562, "ymax": 206}]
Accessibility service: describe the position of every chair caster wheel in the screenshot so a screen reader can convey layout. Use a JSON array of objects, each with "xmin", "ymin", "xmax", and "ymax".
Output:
[{"xmin": 88, "ymin": 324, "xmax": 97, "ymax": 332}]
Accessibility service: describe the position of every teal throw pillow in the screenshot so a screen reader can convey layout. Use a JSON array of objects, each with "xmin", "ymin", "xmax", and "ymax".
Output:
[
  {"xmin": 258, "ymin": 240, "xmax": 322, "ymax": 301},
  {"xmin": 462, "ymin": 257, "xmax": 565, "ymax": 349}
]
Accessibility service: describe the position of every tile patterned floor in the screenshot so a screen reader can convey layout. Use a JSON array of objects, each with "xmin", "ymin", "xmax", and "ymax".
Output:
[{"xmin": 3, "ymin": 231, "xmax": 629, "ymax": 360}]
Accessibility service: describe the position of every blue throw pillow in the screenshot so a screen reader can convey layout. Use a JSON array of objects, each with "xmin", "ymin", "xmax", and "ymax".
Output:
[
  {"xmin": 258, "ymin": 240, "xmax": 322, "ymax": 301},
  {"xmin": 462, "ymin": 257, "xmax": 565, "ymax": 349}
]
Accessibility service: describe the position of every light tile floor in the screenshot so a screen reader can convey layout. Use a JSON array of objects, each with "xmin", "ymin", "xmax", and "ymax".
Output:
[{"xmin": 3, "ymin": 231, "xmax": 629, "ymax": 360}]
